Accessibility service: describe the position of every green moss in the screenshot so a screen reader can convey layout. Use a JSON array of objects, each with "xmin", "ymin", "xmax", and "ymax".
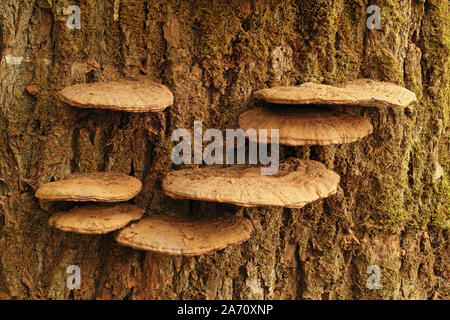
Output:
[
  {"xmin": 151, "ymin": 135, "xmax": 174, "ymax": 175},
  {"xmin": 193, "ymin": 2, "xmax": 240, "ymax": 59},
  {"xmin": 377, "ymin": 267, "xmax": 401, "ymax": 299},
  {"xmin": 430, "ymin": 175, "xmax": 450, "ymax": 230},
  {"xmin": 368, "ymin": 48, "xmax": 404, "ymax": 84}
]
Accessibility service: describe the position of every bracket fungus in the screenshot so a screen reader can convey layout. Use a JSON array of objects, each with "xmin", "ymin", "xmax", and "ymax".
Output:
[
  {"xmin": 162, "ymin": 158, "xmax": 340, "ymax": 208},
  {"xmin": 238, "ymin": 107, "xmax": 373, "ymax": 146},
  {"xmin": 49, "ymin": 204, "xmax": 144, "ymax": 234},
  {"xmin": 35, "ymin": 172, "xmax": 142, "ymax": 202},
  {"xmin": 254, "ymin": 79, "xmax": 417, "ymax": 108},
  {"xmin": 115, "ymin": 214, "xmax": 253, "ymax": 256},
  {"xmin": 41, "ymin": 78, "xmax": 173, "ymax": 238},
  {"xmin": 57, "ymin": 80, "xmax": 174, "ymax": 112}
]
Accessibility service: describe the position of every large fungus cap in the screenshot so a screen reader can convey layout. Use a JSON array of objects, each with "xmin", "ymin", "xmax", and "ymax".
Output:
[
  {"xmin": 238, "ymin": 107, "xmax": 373, "ymax": 146},
  {"xmin": 254, "ymin": 79, "xmax": 417, "ymax": 108},
  {"xmin": 57, "ymin": 80, "xmax": 174, "ymax": 112},
  {"xmin": 162, "ymin": 158, "xmax": 340, "ymax": 208},
  {"xmin": 115, "ymin": 214, "xmax": 253, "ymax": 256},
  {"xmin": 36, "ymin": 172, "xmax": 142, "ymax": 202},
  {"xmin": 49, "ymin": 204, "xmax": 144, "ymax": 234}
]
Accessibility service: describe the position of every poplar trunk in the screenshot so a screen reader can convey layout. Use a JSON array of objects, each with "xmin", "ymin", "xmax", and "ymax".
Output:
[{"xmin": 0, "ymin": 0, "xmax": 448, "ymax": 300}]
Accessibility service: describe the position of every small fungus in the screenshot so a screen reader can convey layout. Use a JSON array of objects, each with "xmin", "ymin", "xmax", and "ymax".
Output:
[
  {"xmin": 238, "ymin": 106, "xmax": 373, "ymax": 146},
  {"xmin": 35, "ymin": 171, "xmax": 142, "ymax": 202},
  {"xmin": 162, "ymin": 158, "xmax": 340, "ymax": 208},
  {"xmin": 254, "ymin": 79, "xmax": 417, "ymax": 108},
  {"xmin": 115, "ymin": 214, "xmax": 253, "ymax": 256},
  {"xmin": 49, "ymin": 204, "xmax": 144, "ymax": 234},
  {"xmin": 57, "ymin": 80, "xmax": 174, "ymax": 112}
]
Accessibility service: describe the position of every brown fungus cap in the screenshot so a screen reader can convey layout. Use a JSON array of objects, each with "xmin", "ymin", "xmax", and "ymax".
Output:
[
  {"xmin": 57, "ymin": 80, "xmax": 174, "ymax": 112},
  {"xmin": 115, "ymin": 214, "xmax": 253, "ymax": 256},
  {"xmin": 49, "ymin": 204, "xmax": 144, "ymax": 234},
  {"xmin": 36, "ymin": 172, "xmax": 142, "ymax": 202},
  {"xmin": 238, "ymin": 107, "xmax": 373, "ymax": 146},
  {"xmin": 162, "ymin": 158, "xmax": 340, "ymax": 208},
  {"xmin": 254, "ymin": 79, "xmax": 417, "ymax": 108}
]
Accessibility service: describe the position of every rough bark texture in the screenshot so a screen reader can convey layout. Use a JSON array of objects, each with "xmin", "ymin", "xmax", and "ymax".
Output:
[{"xmin": 0, "ymin": 0, "xmax": 448, "ymax": 300}]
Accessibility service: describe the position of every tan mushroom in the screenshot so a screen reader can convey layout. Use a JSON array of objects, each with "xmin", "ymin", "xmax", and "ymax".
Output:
[
  {"xmin": 57, "ymin": 80, "xmax": 173, "ymax": 112},
  {"xmin": 36, "ymin": 172, "xmax": 142, "ymax": 202},
  {"xmin": 115, "ymin": 214, "xmax": 253, "ymax": 256},
  {"xmin": 254, "ymin": 79, "xmax": 417, "ymax": 108},
  {"xmin": 162, "ymin": 158, "xmax": 340, "ymax": 208},
  {"xmin": 239, "ymin": 106, "xmax": 373, "ymax": 146},
  {"xmin": 49, "ymin": 204, "xmax": 144, "ymax": 234}
]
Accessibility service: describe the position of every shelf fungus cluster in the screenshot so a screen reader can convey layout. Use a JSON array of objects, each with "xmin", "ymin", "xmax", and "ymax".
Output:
[
  {"xmin": 35, "ymin": 78, "xmax": 417, "ymax": 257},
  {"xmin": 36, "ymin": 79, "xmax": 176, "ymax": 235},
  {"xmin": 36, "ymin": 172, "xmax": 144, "ymax": 234},
  {"xmin": 157, "ymin": 78, "xmax": 417, "ymax": 254},
  {"xmin": 38, "ymin": 78, "xmax": 255, "ymax": 256},
  {"xmin": 240, "ymin": 79, "xmax": 416, "ymax": 147},
  {"xmin": 35, "ymin": 80, "xmax": 173, "ymax": 235}
]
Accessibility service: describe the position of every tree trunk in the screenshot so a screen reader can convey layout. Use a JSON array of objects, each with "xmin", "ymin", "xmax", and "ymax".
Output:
[{"xmin": 0, "ymin": 0, "xmax": 448, "ymax": 300}]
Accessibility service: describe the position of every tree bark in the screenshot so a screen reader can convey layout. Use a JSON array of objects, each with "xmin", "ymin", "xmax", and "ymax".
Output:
[{"xmin": 0, "ymin": 0, "xmax": 448, "ymax": 300}]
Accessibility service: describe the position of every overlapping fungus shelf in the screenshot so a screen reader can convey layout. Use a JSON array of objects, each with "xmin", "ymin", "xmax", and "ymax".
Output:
[
  {"xmin": 238, "ymin": 106, "xmax": 373, "ymax": 146},
  {"xmin": 57, "ymin": 80, "xmax": 174, "ymax": 112},
  {"xmin": 35, "ymin": 172, "xmax": 142, "ymax": 202},
  {"xmin": 49, "ymin": 204, "xmax": 144, "ymax": 234},
  {"xmin": 254, "ymin": 79, "xmax": 417, "ymax": 108},
  {"xmin": 162, "ymin": 158, "xmax": 340, "ymax": 208},
  {"xmin": 115, "ymin": 214, "xmax": 253, "ymax": 256}
]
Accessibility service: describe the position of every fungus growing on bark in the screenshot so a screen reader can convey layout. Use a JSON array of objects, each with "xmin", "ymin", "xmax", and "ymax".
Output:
[
  {"xmin": 48, "ymin": 204, "xmax": 144, "ymax": 234},
  {"xmin": 42, "ymin": 79, "xmax": 170, "ymax": 236},
  {"xmin": 162, "ymin": 158, "xmax": 340, "ymax": 208},
  {"xmin": 254, "ymin": 79, "xmax": 417, "ymax": 108},
  {"xmin": 115, "ymin": 214, "xmax": 253, "ymax": 256},
  {"xmin": 238, "ymin": 106, "xmax": 373, "ymax": 146},
  {"xmin": 35, "ymin": 172, "xmax": 142, "ymax": 202},
  {"xmin": 57, "ymin": 80, "xmax": 174, "ymax": 112}
]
